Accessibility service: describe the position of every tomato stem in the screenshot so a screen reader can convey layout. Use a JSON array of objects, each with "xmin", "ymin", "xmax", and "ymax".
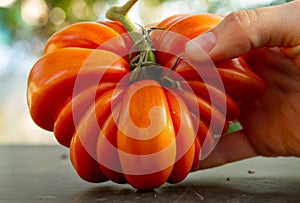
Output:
[
  {"xmin": 106, "ymin": 0, "xmax": 182, "ymax": 90},
  {"xmin": 106, "ymin": 0, "xmax": 156, "ymax": 63},
  {"xmin": 106, "ymin": 0, "xmax": 138, "ymax": 35}
]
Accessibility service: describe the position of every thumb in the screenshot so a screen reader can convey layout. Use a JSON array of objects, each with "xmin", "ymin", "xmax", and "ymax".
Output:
[{"xmin": 185, "ymin": 1, "xmax": 300, "ymax": 62}]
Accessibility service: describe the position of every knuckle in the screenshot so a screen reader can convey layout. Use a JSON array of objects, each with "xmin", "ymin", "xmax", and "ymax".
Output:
[
  {"xmin": 225, "ymin": 10, "xmax": 258, "ymax": 31},
  {"xmin": 223, "ymin": 10, "xmax": 262, "ymax": 49}
]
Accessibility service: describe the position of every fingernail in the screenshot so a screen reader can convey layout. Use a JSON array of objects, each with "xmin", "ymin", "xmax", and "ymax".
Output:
[{"xmin": 185, "ymin": 32, "xmax": 217, "ymax": 61}]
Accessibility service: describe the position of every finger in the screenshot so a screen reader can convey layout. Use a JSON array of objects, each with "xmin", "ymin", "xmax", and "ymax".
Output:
[
  {"xmin": 185, "ymin": 1, "xmax": 300, "ymax": 62},
  {"xmin": 282, "ymin": 45, "xmax": 300, "ymax": 67},
  {"xmin": 193, "ymin": 130, "xmax": 257, "ymax": 170}
]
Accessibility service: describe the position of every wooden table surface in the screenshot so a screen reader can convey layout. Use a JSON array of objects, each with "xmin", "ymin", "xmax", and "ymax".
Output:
[{"xmin": 1, "ymin": 145, "xmax": 300, "ymax": 202}]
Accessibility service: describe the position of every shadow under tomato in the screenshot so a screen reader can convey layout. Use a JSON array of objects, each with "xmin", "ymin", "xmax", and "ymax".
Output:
[{"xmin": 74, "ymin": 176, "xmax": 300, "ymax": 203}]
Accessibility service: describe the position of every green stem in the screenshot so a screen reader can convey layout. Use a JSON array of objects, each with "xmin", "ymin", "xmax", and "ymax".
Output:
[
  {"xmin": 106, "ymin": 0, "xmax": 156, "ymax": 63},
  {"xmin": 106, "ymin": 0, "xmax": 138, "ymax": 33}
]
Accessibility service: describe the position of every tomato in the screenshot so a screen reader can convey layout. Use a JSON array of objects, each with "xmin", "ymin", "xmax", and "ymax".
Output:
[{"xmin": 27, "ymin": 8, "xmax": 265, "ymax": 190}]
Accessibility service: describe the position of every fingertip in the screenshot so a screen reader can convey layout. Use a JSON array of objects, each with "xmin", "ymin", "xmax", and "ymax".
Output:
[
  {"xmin": 185, "ymin": 32, "xmax": 216, "ymax": 61},
  {"xmin": 185, "ymin": 40, "xmax": 205, "ymax": 61}
]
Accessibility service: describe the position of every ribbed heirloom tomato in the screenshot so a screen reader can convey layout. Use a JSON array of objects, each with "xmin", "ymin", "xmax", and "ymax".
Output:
[{"xmin": 27, "ymin": 0, "xmax": 265, "ymax": 190}]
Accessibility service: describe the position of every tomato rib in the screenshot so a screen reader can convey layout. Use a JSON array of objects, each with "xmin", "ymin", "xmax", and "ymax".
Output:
[
  {"xmin": 164, "ymin": 88, "xmax": 196, "ymax": 184},
  {"xmin": 70, "ymin": 88, "xmax": 124, "ymax": 182},
  {"xmin": 97, "ymin": 103, "xmax": 127, "ymax": 184},
  {"xmin": 182, "ymin": 90, "xmax": 228, "ymax": 135},
  {"xmin": 117, "ymin": 80, "xmax": 176, "ymax": 190},
  {"xmin": 54, "ymin": 83, "xmax": 117, "ymax": 147},
  {"xmin": 44, "ymin": 22, "xmax": 126, "ymax": 54},
  {"xmin": 27, "ymin": 48, "xmax": 129, "ymax": 131},
  {"xmin": 184, "ymin": 80, "xmax": 240, "ymax": 120}
]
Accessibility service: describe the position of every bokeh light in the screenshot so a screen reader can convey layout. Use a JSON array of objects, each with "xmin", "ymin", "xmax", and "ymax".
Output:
[
  {"xmin": 49, "ymin": 7, "xmax": 66, "ymax": 25},
  {"xmin": 21, "ymin": 0, "xmax": 49, "ymax": 26},
  {"xmin": 0, "ymin": 0, "xmax": 17, "ymax": 8},
  {"xmin": 71, "ymin": 0, "xmax": 95, "ymax": 20}
]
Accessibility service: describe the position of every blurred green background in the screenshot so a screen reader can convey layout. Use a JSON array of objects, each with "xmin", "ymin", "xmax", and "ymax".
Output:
[{"xmin": 0, "ymin": 0, "xmax": 293, "ymax": 144}]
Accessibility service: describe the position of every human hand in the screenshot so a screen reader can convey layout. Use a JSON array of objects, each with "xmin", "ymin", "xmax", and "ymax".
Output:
[{"xmin": 185, "ymin": 0, "xmax": 300, "ymax": 169}]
